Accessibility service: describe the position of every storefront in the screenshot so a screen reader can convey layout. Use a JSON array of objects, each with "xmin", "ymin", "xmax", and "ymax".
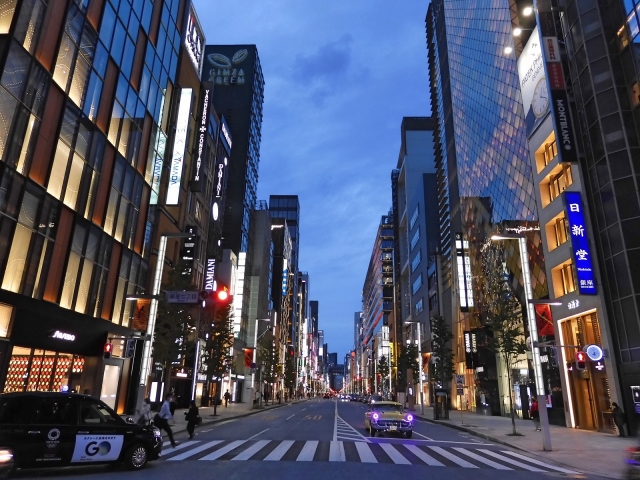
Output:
[{"xmin": 0, "ymin": 292, "xmax": 140, "ymax": 414}]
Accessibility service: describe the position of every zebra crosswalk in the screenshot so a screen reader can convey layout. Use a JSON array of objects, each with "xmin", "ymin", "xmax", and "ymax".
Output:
[{"xmin": 160, "ymin": 439, "xmax": 577, "ymax": 473}]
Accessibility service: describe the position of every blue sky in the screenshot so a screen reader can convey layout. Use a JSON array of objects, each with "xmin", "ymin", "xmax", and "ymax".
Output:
[{"xmin": 195, "ymin": 0, "xmax": 431, "ymax": 360}]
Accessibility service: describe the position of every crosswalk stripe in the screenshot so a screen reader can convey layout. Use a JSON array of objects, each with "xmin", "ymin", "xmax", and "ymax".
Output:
[
  {"xmin": 379, "ymin": 443, "xmax": 411, "ymax": 465},
  {"xmin": 296, "ymin": 440, "xmax": 318, "ymax": 461},
  {"xmin": 167, "ymin": 440, "xmax": 224, "ymax": 461},
  {"xmin": 354, "ymin": 442, "xmax": 377, "ymax": 463},
  {"xmin": 264, "ymin": 440, "xmax": 295, "ymax": 461},
  {"xmin": 501, "ymin": 451, "xmax": 577, "ymax": 473},
  {"xmin": 479, "ymin": 449, "xmax": 546, "ymax": 472},
  {"xmin": 453, "ymin": 447, "xmax": 512, "ymax": 470},
  {"xmin": 329, "ymin": 441, "xmax": 345, "ymax": 462},
  {"xmin": 404, "ymin": 445, "xmax": 444, "ymax": 466},
  {"xmin": 199, "ymin": 440, "xmax": 247, "ymax": 461},
  {"xmin": 427, "ymin": 446, "xmax": 478, "ymax": 468},
  {"xmin": 162, "ymin": 440, "xmax": 200, "ymax": 454},
  {"xmin": 231, "ymin": 440, "xmax": 270, "ymax": 461}
]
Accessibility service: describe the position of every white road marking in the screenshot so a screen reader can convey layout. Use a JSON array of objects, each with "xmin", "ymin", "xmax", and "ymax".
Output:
[
  {"xmin": 404, "ymin": 445, "xmax": 444, "ymax": 466},
  {"xmin": 354, "ymin": 442, "xmax": 377, "ymax": 463},
  {"xmin": 247, "ymin": 428, "xmax": 270, "ymax": 440},
  {"xmin": 199, "ymin": 440, "xmax": 247, "ymax": 461},
  {"xmin": 453, "ymin": 447, "xmax": 512, "ymax": 470},
  {"xmin": 231, "ymin": 440, "xmax": 270, "ymax": 461},
  {"xmin": 167, "ymin": 440, "xmax": 224, "ymax": 461},
  {"xmin": 333, "ymin": 401, "xmax": 338, "ymax": 441},
  {"xmin": 161, "ymin": 440, "xmax": 199, "ymax": 452},
  {"xmin": 501, "ymin": 451, "xmax": 578, "ymax": 473},
  {"xmin": 216, "ymin": 419, "xmax": 237, "ymax": 426},
  {"xmin": 379, "ymin": 443, "xmax": 411, "ymax": 465},
  {"xmin": 263, "ymin": 440, "xmax": 295, "ymax": 461},
  {"xmin": 427, "ymin": 445, "xmax": 478, "ymax": 468},
  {"xmin": 412, "ymin": 431, "xmax": 434, "ymax": 441},
  {"xmin": 479, "ymin": 449, "xmax": 546, "ymax": 472},
  {"xmin": 329, "ymin": 441, "xmax": 345, "ymax": 462},
  {"xmin": 296, "ymin": 440, "xmax": 318, "ymax": 461},
  {"xmin": 302, "ymin": 408, "xmax": 306, "ymax": 411},
  {"xmin": 286, "ymin": 414, "xmax": 296, "ymax": 420}
]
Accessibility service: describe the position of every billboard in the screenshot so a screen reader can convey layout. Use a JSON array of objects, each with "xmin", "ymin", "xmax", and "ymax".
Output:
[
  {"xmin": 517, "ymin": 26, "xmax": 547, "ymax": 137},
  {"xmin": 190, "ymin": 83, "xmax": 212, "ymax": 192},
  {"xmin": 184, "ymin": 5, "xmax": 204, "ymax": 75},
  {"xmin": 166, "ymin": 88, "xmax": 192, "ymax": 205},
  {"xmin": 564, "ymin": 192, "xmax": 597, "ymax": 295},
  {"xmin": 204, "ymin": 46, "xmax": 250, "ymax": 86},
  {"xmin": 455, "ymin": 233, "xmax": 474, "ymax": 312}
]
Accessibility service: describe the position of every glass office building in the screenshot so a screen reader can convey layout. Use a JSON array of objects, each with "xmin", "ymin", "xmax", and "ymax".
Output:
[
  {"xmin": 427, "ymin": 0, "xmax": 551, "ymax": 417},
  {"xmin": 0, "ymin": 0, "xmax": 181, "ymax": 412}
]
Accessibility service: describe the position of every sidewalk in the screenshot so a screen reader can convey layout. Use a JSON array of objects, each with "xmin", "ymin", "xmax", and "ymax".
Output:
[
  {"xmin": 158, "ymin": 398, "xmax": 308, "ymax": 439},
  {"xmin": 416, "ymin": 406, "xmax": 632, "ymax": 479}
]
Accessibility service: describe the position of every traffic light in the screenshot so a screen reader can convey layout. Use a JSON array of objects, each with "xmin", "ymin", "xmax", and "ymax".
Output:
[
  {"xmin": 215, "ymin": 284, "xmax": 233, "ymax": 306},
  {"xmin": 103, "ymin": 342, "xmax": 113, "ymax": 359},
  {"xmin": 575, "ymin": 350, "xmax": 587, "ymax": 370},
  {"xmin": 287, "ymin": 345, "xmax": 295, "ymax": 358},
  {"xmin": 125, "ymin": 339, "xmax": 136, "ymax": 358}
]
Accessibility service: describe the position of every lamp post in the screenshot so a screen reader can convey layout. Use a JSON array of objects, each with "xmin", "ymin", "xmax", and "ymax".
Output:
[
  {"xmin": 135, "ymin": 232, "xmax": 192, "ymax": 410},
  {"xmin": 405, "ymin": 320, "xmax": 424, "ymax": 415},
  {"xmin": 491, "ymin": 233, "xmax": 552, "ymax": 451}
]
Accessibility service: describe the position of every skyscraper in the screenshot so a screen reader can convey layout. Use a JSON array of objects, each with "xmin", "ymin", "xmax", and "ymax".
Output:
[
  {"xmin": 205, "ymin": 45, "xmax": 264, "ymax": 256},
  {"xmin": 427, "ymin": 0, "xmax": 551, "ymax": 417}
]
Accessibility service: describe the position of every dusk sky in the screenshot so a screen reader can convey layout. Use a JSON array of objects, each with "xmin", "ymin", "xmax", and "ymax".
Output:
[{"xmin": 195, "ymin": 1, "xmax": 431, "ymax": 359}]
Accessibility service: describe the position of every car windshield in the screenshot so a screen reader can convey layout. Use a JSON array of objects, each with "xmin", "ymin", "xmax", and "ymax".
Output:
[
  {"xmin": 370, "ymin": 395, "xmax": 383, "ymax": 401},
  {"xmin": 374, "ymin": 404, "xmax": 403, "ymax": 413}
]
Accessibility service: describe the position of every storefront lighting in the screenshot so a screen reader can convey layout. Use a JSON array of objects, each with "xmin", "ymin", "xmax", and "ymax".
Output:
[
  {"xmin": 513, "ymin": 28, "xmax": 522, "ymax": 36},
  {"xmin": 523, "ymin": 6, "xmax": 533, "ymax": 16},
  {"xmin": 504, "ymin": 46, "xmax": 513, "ymax": 55}
]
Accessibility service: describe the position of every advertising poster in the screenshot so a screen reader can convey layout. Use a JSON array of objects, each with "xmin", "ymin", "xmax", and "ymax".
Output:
[
  {"xmin": 517, "ymin": 26, "xmax": 548, "ymax": 137},
  {"xmin": 132, "ymin": 299, "xmax": 150, "ymax": 331},
  {"xmin": 71, "ymin": 435, "xmax": 124, "ymax": 463},
  {"xmin": 534, "ymin": 304, "xmax": 555, "ymax": 336}
]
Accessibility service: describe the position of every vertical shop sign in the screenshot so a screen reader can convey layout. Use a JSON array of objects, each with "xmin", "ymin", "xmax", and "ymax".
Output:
[
  {"xmin": 564, "ymin": 192, "xmax": 597, "ymax": 295},
  {"xmin": 456, "ymin": 233, "xmax": 474, "ymax": 312},
  {"xmin": 166, "ymin": 88, "xmax": 192, "ymax": 205}
]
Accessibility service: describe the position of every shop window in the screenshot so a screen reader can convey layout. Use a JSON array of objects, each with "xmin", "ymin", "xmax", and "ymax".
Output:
[
  {"xmin": 2, "ymin": 224, "xmax": 32, "ymax": 293},
  {"xmin": 0, "ymin": 0, "xmax": 17, "ymax": 34},
  {"xmin": 0, "ymin": 303, "xmax": 12, "ymax": 337},
  {"xmin": 535, "ymin": 132, "xmax": 558, "ymax": 173},
  {"xmin": 552, "ymin": 261, "xmax": 577, "ymax": 297},
  {"xmin": 546, "ymin": 213, "xmax": 569, "ymax": 251},
  {"xmin": 548, "ymin": 165, "xmax": 573, "ymax": 203},
  {"xmin": 4, "ymin": 347, "xmax": 85, "ymax": 393}
]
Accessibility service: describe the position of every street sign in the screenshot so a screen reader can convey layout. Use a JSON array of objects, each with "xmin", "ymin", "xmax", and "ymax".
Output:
[
  {"xmin": 455, "ymin": 374, "xmax": 465, "ymax": 386},
  {"xmin": 165, "ymin": 291, "xmax": 199, "ymax": 304},
  {"xmin": 457, "ymin": 387, "xmax": 464, "ymax": 396}
]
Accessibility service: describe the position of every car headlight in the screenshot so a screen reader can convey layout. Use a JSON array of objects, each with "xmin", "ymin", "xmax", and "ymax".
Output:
[
  {"xmin": 372, "ymin": 413, "xmax": 379, "ymax": 423},
  {"xmin": 0, "ymin": 449, "xmax": 13, "ymax": 464},
  {"xmin": 406, "ymin": 414, "xmax": 414, "ymax": 422}
]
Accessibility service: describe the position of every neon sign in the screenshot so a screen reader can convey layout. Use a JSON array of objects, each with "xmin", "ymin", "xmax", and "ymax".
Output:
[{"xmin": 564, "ymin": 192, "xmax": 596, "ymax": 295}]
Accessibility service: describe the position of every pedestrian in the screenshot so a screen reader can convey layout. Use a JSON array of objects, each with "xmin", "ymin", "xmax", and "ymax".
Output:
[
  {"xmin": 224, "ymin": 389, "xmax": 231, "ymax": 407},
  {"xmin": 136, "ymin": 397, "xmax": 152, "ymax": 426},
  {"xmin": 185, "ymin": 400, "xmax": 199, "ymax": 439},
  {"xmin": 530, "ymin": 399, "xmax": 540, "ymax": 431},
  {"xmin": 276, "ymin": 391, "xmax": 281, "ymax": 404},
  {"xmin": 155, "ymin": 393, "xmax": 180, "ymax": 448},
  {"xmin": 612, "ymin": 402, "xmax": 626, "ymax": 437}
]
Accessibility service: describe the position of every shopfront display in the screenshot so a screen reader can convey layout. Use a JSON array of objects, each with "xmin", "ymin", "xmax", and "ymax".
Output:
[{"xmin": 3, "ymin": 346, "xmax": 85, "ymax": 393}]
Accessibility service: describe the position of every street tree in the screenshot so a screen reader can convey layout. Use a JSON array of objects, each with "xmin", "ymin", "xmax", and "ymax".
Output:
[
  {"xmin": 396, "ymin": 344, "xmax": 419, "ymax": 393},
  {"xmin": 257, "ymin": 330, "xmax": 278, "ymax": 400},
  {"xmin": 377, "ymin": 355, "xmax": 390, "ymax": 392},
  {"xmin": 430, "ymin": 315, "xmax": 455, "ymax": 389},
  {"xmin": 481, "ymin": 240, "xmax": 528, "ymax": 436},
  {"xmin": 202, "ymin": 304, "xmax": 234, "ymax": 416},
  {"xmin": 284, "ymin": 356, "xmax": 296, "ymax": 398},
  {"xmin": 152, "ymin": 263, "xmax": 197, "ymax": 393}
]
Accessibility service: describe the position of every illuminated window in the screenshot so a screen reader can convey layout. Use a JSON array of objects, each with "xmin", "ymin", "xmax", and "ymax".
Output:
[
  {"xmin": 543, "ymin": 140, "xmax": 558, "ymax": 167},
  {"xmin": 552, "ymin": 261, "xmax": 577, "ymax": 297},
  {"xmin": 552, "ymin": 215, "xmax": 569, "ymax": 249},
  {"xmin": 548, "ymin": 165, "xmax": 573, "ymax": 202}
]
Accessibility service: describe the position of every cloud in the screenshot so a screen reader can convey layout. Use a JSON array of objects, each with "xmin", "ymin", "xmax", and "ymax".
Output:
[{"xmin": 292, "ymin": 34, "xmax": 353, "ymax": 85}]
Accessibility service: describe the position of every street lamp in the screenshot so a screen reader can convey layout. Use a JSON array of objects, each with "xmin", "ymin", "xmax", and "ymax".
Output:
[
  {"xmin": 491, "ymin": 233, "xmax": 552, "ymax": 451},
  {"xmin": 405, "ymin": 320, "xmax": 424, "ymax": 415},
  {"xmin": 137, "ymin": 232, "xmax": 192, "ymax": 409}
]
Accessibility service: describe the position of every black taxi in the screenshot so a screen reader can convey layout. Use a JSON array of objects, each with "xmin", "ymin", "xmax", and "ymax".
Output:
[{"xmin": 0, "ymin": 392, "xmax": 162, "ymax": 473}]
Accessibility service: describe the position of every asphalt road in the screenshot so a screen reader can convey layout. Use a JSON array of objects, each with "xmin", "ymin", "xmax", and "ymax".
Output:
[{"xmin": 13, "ymin": 398, "xmax": 609, "ymax": 480}]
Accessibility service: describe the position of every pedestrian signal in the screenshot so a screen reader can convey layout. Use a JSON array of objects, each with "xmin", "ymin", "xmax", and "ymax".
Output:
[{"xmin": 575, "ymin": 350, "xmax": 587, "ymax": 370}]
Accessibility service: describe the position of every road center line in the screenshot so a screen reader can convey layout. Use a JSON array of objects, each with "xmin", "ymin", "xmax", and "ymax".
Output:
[
  {"xmin": 286, "ymin": 414, "xmax": 296, "ymax": 420},
  {"xmin": 412, "ymin": 431, "xmax": 434, "ymax": 440},
  {"xmin": 247, "ymin": 428, "xmax": 270, "ymax": 440},
  {"xmin": 302, "ymin": 408, "xmax": 306, "ymax": 411}
]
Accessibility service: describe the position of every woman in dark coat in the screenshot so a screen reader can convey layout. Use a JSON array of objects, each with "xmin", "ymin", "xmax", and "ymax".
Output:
[
  {"xmin": 185, "ymin": 400, "xmax": 200, "ymax": 439},
  {"xmin": 612, "ymin": 402, "xmax": 626, "ymax": 437}
]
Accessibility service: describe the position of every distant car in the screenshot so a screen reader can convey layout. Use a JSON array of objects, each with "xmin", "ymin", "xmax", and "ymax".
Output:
[
  {"xmin": 364, "ymin": 401, "xmax": 414, "ymax": 438},
  {"xmin": 323, "ymin": 393, "xmax": 330, "ymax": 399},
  {"xmin": 369, "ymin": 395, "xmax": 383, "ymax": 405},
  {"xmin": 0, "ymin": 392, "xmax": 162, "ymax": 473}
]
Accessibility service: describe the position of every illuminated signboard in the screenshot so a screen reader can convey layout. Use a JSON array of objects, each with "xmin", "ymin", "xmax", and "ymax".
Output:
[
  {"xmin": 455, "ymin": 233, "xmax": 474, "ymax": 311},
  {"xmin": 204, "ymin": 258, "xmax": 216, "ymax": 292},
  {"xmin": 166, "ymin": 88, "xmax": 192, "ymax": 205},
  {"xmin": 564, "ymin": 191, "xmax": 597, "ymax": 295},
  {"xmin": 463, "ymin": 331, "xmax": 477, "ymax": 369},
  {"xmin": 180, "ymin": 225, "xmax": 197, "ymax": 276},
  {"xmin": 221, "ymin": 118, "xmax": 232, "ymax": 149},
  {"xmin": 205, "ymin": 48, "xmax": 248, "ymax": 86},
  {"xmin": 184, "ymin": 6, "xmax": 204, "ymax": 75},
  {"xmin": 191, "ymin": 84, "xmax": 211, "ymax": 192}
]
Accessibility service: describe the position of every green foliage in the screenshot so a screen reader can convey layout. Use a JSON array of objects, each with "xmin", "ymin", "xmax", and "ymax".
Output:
[
  {"xmin": 284, "ymin": 356, "xmax": 296, "ymax": 393},
  {"xmin": 202, "ymin": 304, "xmax": 234, "ymax": 387},
  {"xmin": 481, "ymin": 240, "xmax": 528, "ymax": 435},
  {"xmin": 377, "ymin": 355, "xmax": 390, "ymax": 382},
  {"xmin": 431, "ymin": 315, "xmax": 455, "ymax": 388},
  {"xmin": 152, "ymin": 264, "xmax": 197, "ymax": 369},
  {"xmin": 257, "ymin": 330, "xmax": 278, "ymax": 384},
  {"xmin": 396, "ymin": 344, "xmax": 419, "ymax": 391}
]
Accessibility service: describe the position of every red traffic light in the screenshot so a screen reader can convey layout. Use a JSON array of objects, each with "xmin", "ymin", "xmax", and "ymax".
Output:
[
  {"xmin": 575, "ymin": 351, "xmax": 587, "ymax": 370},
  {"xmin": 104, "ymin": 342, "xmax": 113, "ymax": 359},
  {"xmin": 215, "ymin": 285, "xmax": 233, "ymax": 305}
]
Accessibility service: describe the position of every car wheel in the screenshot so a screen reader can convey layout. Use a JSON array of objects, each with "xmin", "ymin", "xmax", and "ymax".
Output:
[
  {"xmin": 123, "ymin": 444, "xmax": 148, "ymax": 470},
  {"xmin": 405, "ymin": 431, "xmax": 413, "ymax": 439}
]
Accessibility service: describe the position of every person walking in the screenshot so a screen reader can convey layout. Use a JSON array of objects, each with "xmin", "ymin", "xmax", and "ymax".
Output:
[
  {"xmin": 155, "ymin": 393, "xmax": 179, "ymax": 448},
  {"xmin": 530, "ymin": 399, "xmax": 541, "ymax": 431},
  {"xmin": 224, "ymin": 389, "xmax": 231, "ymax": 407},
  {"xmin": 136, "ymin": 398, "xmax": 152, "ymax": 426},
  {"xmin": 185, "ymin": 400, "xmax": 199, "ymax": 439},
  {"xmin": 612, "ymin": 402, "xmax": 627, "ymax": 437},
  {"xmin": 276, "ymin": 391, "xmax": 281, "ymax": 404}
]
